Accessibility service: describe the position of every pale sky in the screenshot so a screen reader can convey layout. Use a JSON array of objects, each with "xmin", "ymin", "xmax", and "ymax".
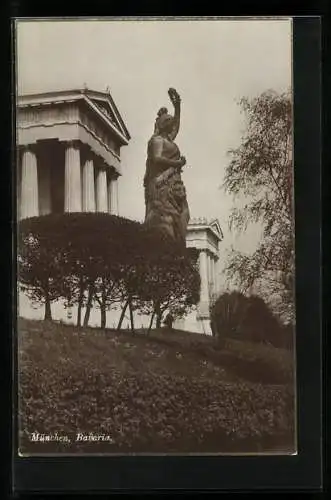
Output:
[{"xmin": 16, "ymin": 18, "xmax": 292, "ymax": 262}]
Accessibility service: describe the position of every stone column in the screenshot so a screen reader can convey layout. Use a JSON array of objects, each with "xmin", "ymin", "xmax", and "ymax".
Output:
[
  {"xmin": 38, "ymin": 149, "xmax": 51, "ymax": 216},
  {"xmin": 109, "ymin": 175, "xmax": 118, "ymax": 215},
  {"xmin": 64, "ymin": 141, "xmax": 82, "ymax": 212},
  {"xmin": 214, "ymin": 257, "xmax": 218, "ymax": 294},
  {"xmin": 96, "ymin": 166, "xmax": 108, "ymax": 213},
  {"xmin": 213, "ymin": 256, "xmax": 217, "ymax": 294},
  {"xmin": 199, "ymin": 250, "xmax": 209, "ymax": 316},
  {"xmin": 208, "ymin": 253, "xmax": 213, "ymax": 297},
  {"xmin": 212, "ymin": 255, "xmax": 216, "ymax": 294},
  {"xmin": 21, "ymin": 145, "xmax": 39, "ymax": 219},
  {"xmin": 107, "ymin": 174, "xmax": 112, "ymax": 214},
  {"xmin": 82, "ymin": 154, "xmax": 96, "ymax": 212}
]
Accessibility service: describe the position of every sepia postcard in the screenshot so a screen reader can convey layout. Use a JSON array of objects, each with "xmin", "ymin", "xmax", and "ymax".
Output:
[{"xmin": 15, "ymin": 17, "xmax": 297, "ymax": 456}]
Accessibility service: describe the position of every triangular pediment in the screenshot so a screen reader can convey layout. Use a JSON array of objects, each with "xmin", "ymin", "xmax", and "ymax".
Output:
[
  {"xmin": 91, "ymin": 99, "xmax": 116, "ymax": 123},
  {"xmin": 210, "ymin": 219, "xmax": 223, "ymax": 240},
  {"xmin": 87, "ymin": 93, "xmax": 130, "ymax": 142}
]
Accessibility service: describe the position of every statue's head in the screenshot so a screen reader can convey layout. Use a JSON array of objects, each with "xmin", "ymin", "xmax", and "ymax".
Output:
[{"xmin": 155, "ymin": 107, "xmax": 174, "ymax": 134}]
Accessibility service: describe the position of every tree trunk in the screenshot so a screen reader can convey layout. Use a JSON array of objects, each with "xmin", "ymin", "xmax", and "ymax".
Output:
[
  {"xmin": 100, "ymin": 305, "xmax": 106, "ymax": 329},
  {"xmin": 44, "ymin": 296, "xmax": 52, "ymax": 321},
  {"xmin": 155, "ymin": 301, "xmax": 162, "ymax": 328},
  {"xmin": 147, "ymin": 310, "xmax": 156, "ymax": 334},
  {"xmin": 100, "ymin": 278, "xmax": 107, "ymax": 329},
  {"xmin": 128, "ymin": 296, "xmax": 135, "ymax": 334},
  {"xmin": 77, "ymin": 303, "xmax": 82, "ymax": 327},
  {"xmin": 83, "ymin": 282, "xmax": 94, "ymax": 327},
  {"xmin": 117, "ymin": 298, "xmax": 129, "ymax": 330},
  {"xmin": 44, "ymin": 281, "xmax": 52, "ymax": 321},
  {"xmin": 77, "ymin": 276, "xmax": 85, "ymax": 327},
  {"xmin": 129, "ymin": 297, "xmax": 134, "ymax": 333}
]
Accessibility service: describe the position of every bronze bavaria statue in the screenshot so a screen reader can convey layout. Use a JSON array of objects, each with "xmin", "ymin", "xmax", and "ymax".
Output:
[{"xmin": 143, "ymin": 88, "xmax": 190, "ymax": 247}]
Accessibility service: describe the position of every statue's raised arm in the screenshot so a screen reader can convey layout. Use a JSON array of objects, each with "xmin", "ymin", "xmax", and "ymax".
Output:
[{"xmin": 167, "ymin": 88, "xmax": 181, "ymax": 141}]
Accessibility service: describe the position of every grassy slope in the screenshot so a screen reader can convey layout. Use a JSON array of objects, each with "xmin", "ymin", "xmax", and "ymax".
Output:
[{"xmin": 18, "ymin": 318, "xmax": 295, "ymax": 454}]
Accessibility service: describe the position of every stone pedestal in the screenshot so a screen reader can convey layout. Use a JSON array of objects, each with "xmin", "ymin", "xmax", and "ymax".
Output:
[
  {"xmin": 82, "ymin": 156, "xmax": 96, "ymax": 212},
  {"xmin": 64, "ymin": 141, "xmax": 82, "ymax": 212},
  {"xmin": 174, "ymin": 310, "xmax": 213, "ymax": 336},
  {"xmin": 96, "ymin": 168, "xmax": 108, "ymax": 213},
  {"xmin": 21, "ymin": 146, "xmax": 39, "ymax": 219}
]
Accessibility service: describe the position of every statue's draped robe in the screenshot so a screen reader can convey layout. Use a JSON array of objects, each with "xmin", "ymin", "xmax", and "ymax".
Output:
[{"xmin": 144, "ymin": 134, "xmax": 190, "ymax": 247}]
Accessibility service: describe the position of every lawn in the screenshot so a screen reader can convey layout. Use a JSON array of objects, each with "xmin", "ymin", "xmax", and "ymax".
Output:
[{"xmin": 17, "ymin": 318, "xmax": 296, "ymax": 454}]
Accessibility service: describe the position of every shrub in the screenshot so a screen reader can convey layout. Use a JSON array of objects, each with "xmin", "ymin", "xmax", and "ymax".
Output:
[
  {"xmin": 209, "ymin": 291, "xmax": 249, "ymax": 338},
  {"xmin": 210, "ymin": 292, "xmax": 294, "ymax": 349}
]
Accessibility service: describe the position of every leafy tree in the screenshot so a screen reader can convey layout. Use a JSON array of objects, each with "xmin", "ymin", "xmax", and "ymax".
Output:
[
  {"xmin": 18, "ymin": 225, "xmax": 64, "ymax": 320},
  {"xmin": 59, "ymin": 248, "xmax": 96, "ymax": 327},
  {"xmin": 223, "ymin": 90, "xmax": 294, "ymax": 322},
  {"xmin": 136, "ymin": 249, "xmax": 200, "ymax": 331},
  {"xmin": 210, "ymin": 291, "xmax": 249, "ymax": 338},
  {"xmin": 91, "ymin": 276, "xmax": 122, "ymax": 329},
  {"xmin": 112, "ymin": 230, "xmax": 200, "ymax": 333},
  {"xmin": 210, "ymin": 291, "xmax": 288, "ymax": 347},
  {"xmin": 241, "ymin": 295, "xmax": 283, "ymax": 345}
]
